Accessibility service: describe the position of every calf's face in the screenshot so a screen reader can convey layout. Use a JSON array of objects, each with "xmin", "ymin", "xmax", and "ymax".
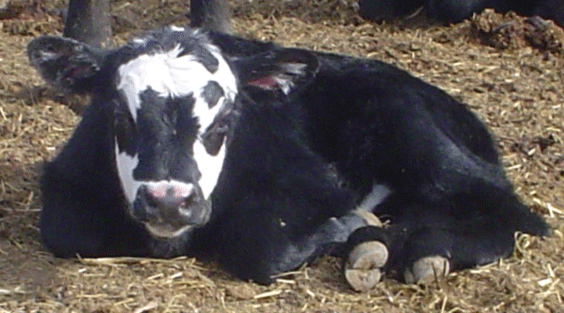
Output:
[
  {"xmin": 27, "ymin": 27, "xmax": 319, "ymax": 238},
  {"xmin": 112, "ymin": 38, "xmax": 238, "ymax": 237}
]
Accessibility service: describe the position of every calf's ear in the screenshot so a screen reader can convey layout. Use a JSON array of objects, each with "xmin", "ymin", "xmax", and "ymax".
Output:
[
  {"xmin": 232, "ymin": 48, "xmax": 319, "ymax": 96},
  {"xmin": 27, "ymin": 36, "xmax": 105, "ymax": 94}
]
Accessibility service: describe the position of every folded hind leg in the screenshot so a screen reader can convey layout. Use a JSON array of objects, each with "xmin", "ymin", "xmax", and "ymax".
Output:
[
  {"xmin": 343, "ymin": 217, "xmax": 519, "ymax": 290},
  {"xmin": 398, "ymin": 221, "xmax": 519, "ymax": 283}
]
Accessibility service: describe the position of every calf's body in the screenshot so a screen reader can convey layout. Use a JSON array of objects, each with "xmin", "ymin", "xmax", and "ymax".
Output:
[{"xmin": 29, "ymin": 27, "xmax": 547, "ymax": 286}]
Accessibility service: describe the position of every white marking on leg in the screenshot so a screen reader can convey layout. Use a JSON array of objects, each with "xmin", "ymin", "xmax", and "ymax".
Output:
[{"xmin": 356, "ymin": 184, "xmax": 392, "ymax": 212}]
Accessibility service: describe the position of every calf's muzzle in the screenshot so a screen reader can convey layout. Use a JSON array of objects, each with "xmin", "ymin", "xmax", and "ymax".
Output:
[{"xmin": 132, "ymin": 181, "xmax": 211, "ymax": 238}]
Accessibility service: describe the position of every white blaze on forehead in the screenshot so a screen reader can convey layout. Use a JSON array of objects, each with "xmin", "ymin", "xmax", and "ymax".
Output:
[{"xmin": 116, "ymin": 43, "xmax": 237, "ymax": 123}]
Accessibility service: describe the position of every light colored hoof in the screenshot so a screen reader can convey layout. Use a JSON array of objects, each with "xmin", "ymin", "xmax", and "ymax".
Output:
[
  {"xmin": 345, "ymin": 266, "xmax": 382, "ymax": 292},
  {"xmin": 344, "ymin": 241, "xmax": 388, "ymax": 291},
  {"xmin": 353, "ymin": 209, "xmax": 383, "ymax": 227},
  {"xmin": 404, "ymin": 255, "xmax": 450, "ymax": 285}
]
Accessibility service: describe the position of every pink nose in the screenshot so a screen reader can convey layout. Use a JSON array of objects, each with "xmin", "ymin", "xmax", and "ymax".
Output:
[
  {"xmin": 146, "ymin": 181, "xmax": 194, "ymax": 200},
  {"xmin": 144, "ymin": 181, "xmax": 196, "ymax": 216}
]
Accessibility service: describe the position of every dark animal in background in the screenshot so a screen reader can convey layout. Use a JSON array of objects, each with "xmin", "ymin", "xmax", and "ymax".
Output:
[
  {"xmin": 61, "ymin": 0, "xmax": 564, "ymax": 50},
  {"xmin": 187, "ymin": 0, "xmax": 564, "ymax": 30},
  {"xmin": 63, "ymin": 0, "xmax": 232, "ymax": 47},
  {"xmin": 64, "ymin": 0, "xmax": 111, "ymax": 47},
  {"xmin": 531, "ymin": 0, "xmax": 564, "ymax": 27},
  {"xmin": 28, "ymin": 27, "xmax": 547, "ymax": 289},
  {"xmin": 358, "ymin": 0, "xmax": 564, "ymax": 26}
]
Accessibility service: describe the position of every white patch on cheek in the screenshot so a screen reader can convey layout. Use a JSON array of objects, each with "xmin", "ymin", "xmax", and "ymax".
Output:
[
  {"xmin": 193, "ymin": 138, "xmax": 226, "ymax": 199},
  {"xmin": 115, "ymin": 143, "xmax": 142, "ymax": 204}
]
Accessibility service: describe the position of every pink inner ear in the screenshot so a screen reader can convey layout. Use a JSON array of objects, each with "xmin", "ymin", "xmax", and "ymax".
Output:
[{"xmin": 247, "ymin": 75, "xmax": 278, "ymax": 90}]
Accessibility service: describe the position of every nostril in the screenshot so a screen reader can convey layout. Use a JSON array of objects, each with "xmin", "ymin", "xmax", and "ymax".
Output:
[
  {"xmin": 174, "ymin": 189, "xmax": 196, "ymax": 212},
  {"xmin": 144, "ymin": 190, "xmax": 161, "ymax": 209}
]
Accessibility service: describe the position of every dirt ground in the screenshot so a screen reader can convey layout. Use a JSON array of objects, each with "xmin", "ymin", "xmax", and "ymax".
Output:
[{"xmin": 1, "ymin": 0, "xmax": 563, "ymax": 312}]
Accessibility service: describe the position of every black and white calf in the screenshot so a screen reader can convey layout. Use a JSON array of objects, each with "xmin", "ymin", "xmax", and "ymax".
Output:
[
  {"xmin": 28, "ymin": 27, "xmax": 547, "ymax": 288},
  {"xmin": 28, "ymin": 27, "xmax": 282, "ymax": 258},
  {"xmin": 28, "ymin": 27, "xmax": 363, "ymax": 265}
]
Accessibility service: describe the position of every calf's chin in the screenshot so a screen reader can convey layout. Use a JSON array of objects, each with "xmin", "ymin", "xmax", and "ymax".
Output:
[
  {"xmin": 138, "ymin": 204, "xmax": 212, "ymax": 239},
  {"xmin": 144, "ymin": 222, "xmax": 198, "ymax": 239}
]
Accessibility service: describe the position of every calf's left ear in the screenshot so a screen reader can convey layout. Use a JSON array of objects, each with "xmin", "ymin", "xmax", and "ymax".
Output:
[
  {"xmin": 27, "ymin": 36, "xmax": 105, "ymax": 94},
  {"xmin": 232, "ymin": 48, "xmax": 319, "ymax": 96}
]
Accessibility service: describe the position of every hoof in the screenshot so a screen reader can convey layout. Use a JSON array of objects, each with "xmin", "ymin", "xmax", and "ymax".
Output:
[
  {"xmin": 353, "ymin": 210, "xmax": 383, "ymax": 227},
  {"xmin": 344, "ymin": 241, "xmax": 388, "ymax": 291},
  {"xmin": 404, "ymin": 255, "xmax": 450, "ymax": 284}
]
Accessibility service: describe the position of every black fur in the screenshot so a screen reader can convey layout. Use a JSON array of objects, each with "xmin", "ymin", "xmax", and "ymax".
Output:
[
  {"xmin": 29, "ymin": 28, "xmax": 548, "ymax": 285},
  {"xmin": 205, "ymin": 36, "xmax": 548, "ymax": 283}
]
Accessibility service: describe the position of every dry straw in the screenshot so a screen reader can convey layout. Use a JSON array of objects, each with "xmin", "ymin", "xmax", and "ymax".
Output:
[{"xmin": 1, "ymin": 0, "xmax": 563, "ymax": 312}]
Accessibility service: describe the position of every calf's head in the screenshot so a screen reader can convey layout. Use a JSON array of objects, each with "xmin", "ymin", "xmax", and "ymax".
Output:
[{"xmin": 27, "ymin": 27, "xmax": 318, "ymax": 238}]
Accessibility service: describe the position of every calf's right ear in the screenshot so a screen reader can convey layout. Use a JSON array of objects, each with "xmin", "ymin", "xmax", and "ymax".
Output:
[{"xmin": 27, "ymin": 36, "xmax": 105, "ymax": 94}]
